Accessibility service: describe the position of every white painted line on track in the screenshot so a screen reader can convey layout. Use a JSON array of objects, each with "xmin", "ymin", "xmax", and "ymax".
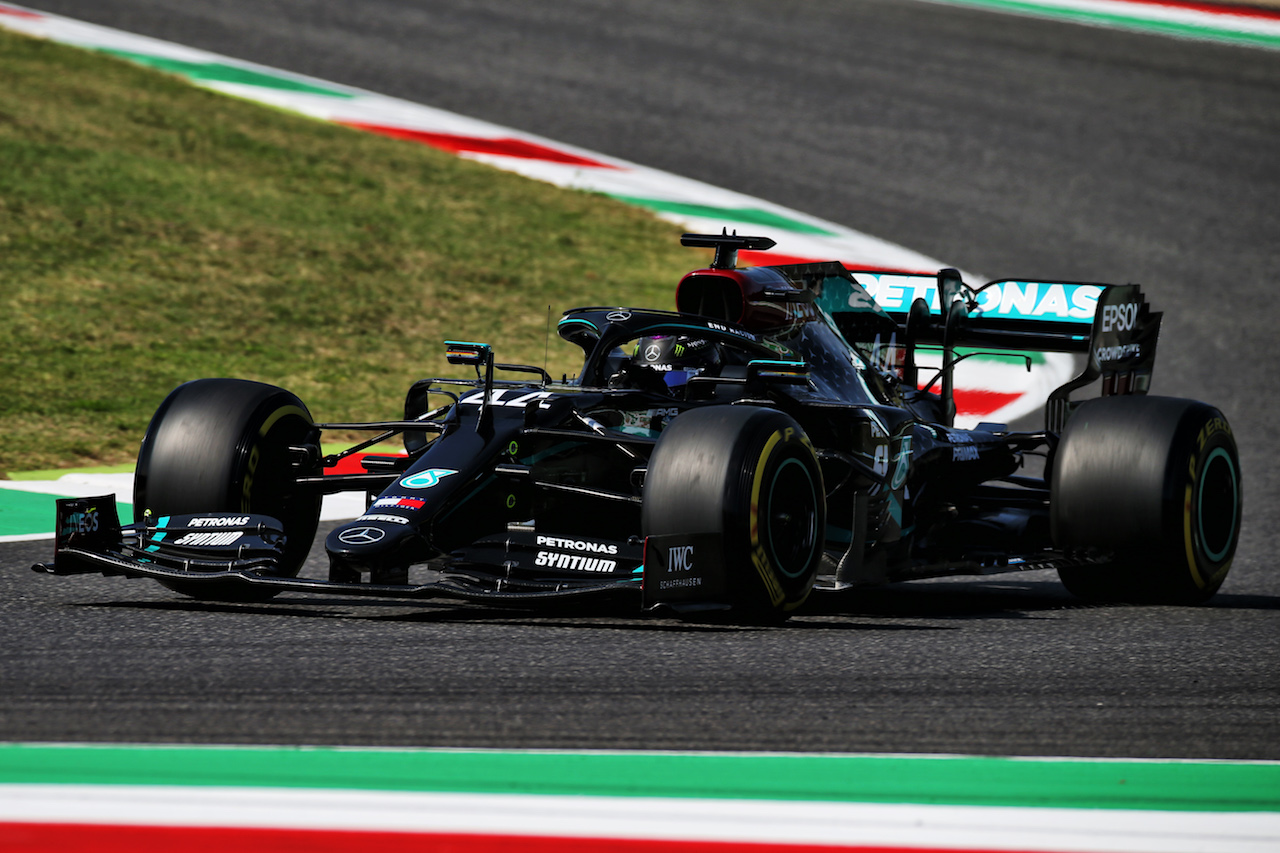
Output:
[
  {"xmin": 4, "ymin": 784, "xmax": 1279, "ymax": 852},
  {"xmin": 921, "ymin": 0, "xmax": 1280, "ymax": 48},
  {"xmin": 979, "ymin": 0, "xmax": 1280, "ymax": 35}
]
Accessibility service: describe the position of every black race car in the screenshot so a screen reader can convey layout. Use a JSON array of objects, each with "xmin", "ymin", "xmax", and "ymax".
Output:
[{"xmin": 36, "ymin": 232, "xmax": 1242, "ymax": 621}]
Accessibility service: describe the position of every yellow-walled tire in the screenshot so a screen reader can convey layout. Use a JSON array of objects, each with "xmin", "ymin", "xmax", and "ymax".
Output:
[
  {"xmin": 134, "ymin": 378, "xmax": 322, "ymax": 601},
  {"xmin": 643, "ymin": 406, "xmax": 825, "ymax": 622},
  {"xmin": 1051, "ymin": 396, "xmax": 1241, "ymax": 604}
]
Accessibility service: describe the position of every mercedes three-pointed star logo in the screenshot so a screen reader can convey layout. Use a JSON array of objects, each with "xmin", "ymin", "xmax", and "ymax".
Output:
[{"xmin": 338, "ymin": 526, "xmax": 386, "ymax": 545}]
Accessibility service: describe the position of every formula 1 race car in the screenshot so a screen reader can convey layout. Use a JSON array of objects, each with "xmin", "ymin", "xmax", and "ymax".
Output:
[{"xmin": 36, "ymin": 232, "xmax": 1242, "ymax": 622}]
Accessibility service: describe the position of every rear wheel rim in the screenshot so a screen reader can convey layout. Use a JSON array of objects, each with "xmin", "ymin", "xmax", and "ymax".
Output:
[{"xmin": 1197, "ymin": 447, "xmax": 1238, "ymax": 564}]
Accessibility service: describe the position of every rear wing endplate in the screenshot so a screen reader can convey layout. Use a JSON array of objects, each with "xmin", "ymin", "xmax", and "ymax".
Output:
[{"xmin": 1043, "ymin": 283, "xmax": 1162, "ymax": 432}]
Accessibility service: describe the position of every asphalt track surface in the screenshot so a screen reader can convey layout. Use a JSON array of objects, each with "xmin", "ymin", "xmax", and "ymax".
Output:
[{"xmin": 3, "ymin": 0, "xmax": 1278, "ymax": 758}]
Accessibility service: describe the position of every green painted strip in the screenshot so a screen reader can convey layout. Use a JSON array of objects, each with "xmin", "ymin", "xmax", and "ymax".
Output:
[
  {"xmin": 0, "ymin": 489, "xmax": 60, "ymax": 532},
  {"xmin": 611, "ymin": 196, "xmax": 836, "ymax": 237},
  {"xmin": 0, "ymin": 490, "xmax": 133, "ymax": 537},
  {"xmin": 930, "ymin": 0, "xmax": 1280, "ymax": 51},
  {"xmin": 96, "ymin": 49, "xmax": 356, "ymax": 97},
  {"xmin": 1, "ymin": 745, "xmax": 1278, "ymax": 812}
]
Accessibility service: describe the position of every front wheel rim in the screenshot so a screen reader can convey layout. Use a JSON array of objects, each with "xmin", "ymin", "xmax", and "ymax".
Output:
[{"xmin": 764, "ymin": 456, "xmax": 819, "ymax": 580}]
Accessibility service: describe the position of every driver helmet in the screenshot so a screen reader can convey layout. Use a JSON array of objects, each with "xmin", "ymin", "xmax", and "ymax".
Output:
[{"xmin": 630, "ymin": 335, "xmax": 722, "ymax": 392}]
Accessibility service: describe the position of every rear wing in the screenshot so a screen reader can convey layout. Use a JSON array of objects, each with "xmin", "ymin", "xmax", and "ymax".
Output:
[
  {"xmin": 772, "ymin": 264, "xmax": 1162, "ymax": 431},
  {"xmin": 844, "ymin": 270, "xmax": 1101, "ymax": 352}
]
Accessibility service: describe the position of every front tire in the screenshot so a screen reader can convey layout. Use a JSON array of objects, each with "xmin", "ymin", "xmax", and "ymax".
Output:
[
  {"xmin": 643, "ymin": 406, "xmax": 825, "ymax": 622},
  {"xmin": 1051, "ymin": 395, "xmax": 1241, "ymax": 604},
  {"xmin": 134, "ymin": 378, "xmax": 322, "ymax": 601}
]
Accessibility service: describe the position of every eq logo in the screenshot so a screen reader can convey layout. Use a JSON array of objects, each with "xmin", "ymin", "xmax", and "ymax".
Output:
[
  {"xmin": 669, "ymin": 544, "xmax": 695, "ymax": 572},
  {"xmin": 400, "ymin": 468, "xmax": 458, "ymax": 490}
]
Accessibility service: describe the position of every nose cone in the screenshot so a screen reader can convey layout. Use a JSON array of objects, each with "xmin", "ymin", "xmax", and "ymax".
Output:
[
  {"xmin": 329, "ymin": 522, "xmax": 393, "ymax": 548},
  {"xmin": 325, "ymin": 518, "xmax": 425, "ymax": 578}
]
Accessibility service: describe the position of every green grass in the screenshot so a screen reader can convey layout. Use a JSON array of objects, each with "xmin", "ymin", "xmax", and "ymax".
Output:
[{"xmin": 0, "ymin": 29, "xmax": 701, "ymax": 476}]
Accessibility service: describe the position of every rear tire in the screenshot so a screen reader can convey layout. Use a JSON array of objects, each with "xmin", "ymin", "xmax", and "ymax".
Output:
[
  {"xmin": 134, "ymin": 379, "xmax": 322, "ymax": 601},
  {"xmin": 1051, "ymin": 395, "xmax": 1241, "ymax": 604},
  {"xmin": 643, "ymin": 406, "xmax": 825, "ymax": 622}
]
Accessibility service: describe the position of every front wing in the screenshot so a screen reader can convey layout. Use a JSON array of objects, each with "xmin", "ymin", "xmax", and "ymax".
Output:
[{"xmin": 33, "ymin": 495, "xmax": 643, "ymax": 607}]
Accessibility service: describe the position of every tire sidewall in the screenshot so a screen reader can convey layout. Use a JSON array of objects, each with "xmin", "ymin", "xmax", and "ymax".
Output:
[
  {"xmin": 135, "ymin": 379, "xmax": 320, "ymax": 580},
  {"xmin": 643, "ymin": 405, "xmax": 825, "ymax": 618},
  {"xmin": 726, "ymin": 414, "xmax": 824, "ymax": 612},
  {"xmin": 1167, "ymin": 410, "xmax": 1240, "ymax": 599},
  {"xmin": 1052, "ymin": 396, "xmax": 1241, "ymax": 604}
]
